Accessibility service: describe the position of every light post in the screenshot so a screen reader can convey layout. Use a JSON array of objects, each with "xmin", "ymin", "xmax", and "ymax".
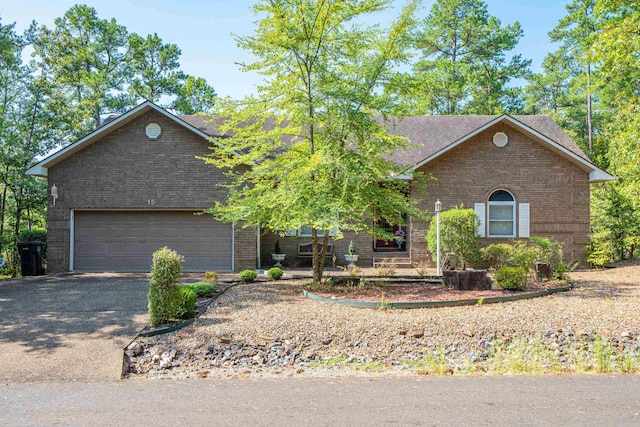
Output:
[{"xmin": 435, "ymin": 199, "xmax": 441, "ymax": 276}]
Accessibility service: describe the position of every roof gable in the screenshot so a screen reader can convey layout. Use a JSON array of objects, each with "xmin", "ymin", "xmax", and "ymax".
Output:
[
  {"xmin": 26, "ymin": 101, "xmax": 234, "ymax": 177},
  {"xmin": 390, "ymin": 114, "xmax": 612, "ymax": 182}
]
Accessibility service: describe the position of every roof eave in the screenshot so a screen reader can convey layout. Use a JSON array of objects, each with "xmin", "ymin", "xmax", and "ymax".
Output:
[{"xmin": 590, "ymin": 169, "xmax": 616, "ymax": 183}]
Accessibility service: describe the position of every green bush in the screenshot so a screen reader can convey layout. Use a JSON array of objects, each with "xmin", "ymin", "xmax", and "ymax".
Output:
[
  {"xmin": 148, "ymin": 247, "xmax": 184, "ymax": 326},
  {"xmin": 168, "ymin": 286, "xmax": 196, "ymax": 319},
  {"xmin": 426, "ymin": 206, "xmax": 481, "ymax": 269},
  {"xmin": 190, "ymin": 281, "xmax": 216, "ymax": 297},
  {"xmin": 482, "ymin": 241, "xmax": 535, "ymax": 277},
  {"xmin": 239, "ymin": 269, "xmax": 258, "ymax": 283},
  {"xmin": 267, "ymin": 267, "xmax": 283, "ymax": 280},
  {"xmin": 481, "ymin": 243, "xmax": 513, "ymax": 269},
  {"xmin": 204, "ymin": 271, "xmax": 218, "ymax": 285},
  {"xmin": 495, "ymin": 266, "xmax": 527, "ymax": 291}
]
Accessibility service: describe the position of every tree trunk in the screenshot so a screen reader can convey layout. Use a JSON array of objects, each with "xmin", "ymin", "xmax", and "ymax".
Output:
[
  {"xmin": 586, "ymin": 62, "xmax": 593, "ymax": 156},
  {"xmin": 311, "ymin": 229, "xmax": 330, "ymax": 284},
  {"xmin": 0, "ymin": 182, "xmax": 7, "ymax": 236}
]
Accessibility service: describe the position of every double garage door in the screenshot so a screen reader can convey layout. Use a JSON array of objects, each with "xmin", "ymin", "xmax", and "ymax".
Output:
[{"xmin": 73, "ymin": 211, "xmax": 233, "ymax": 272}]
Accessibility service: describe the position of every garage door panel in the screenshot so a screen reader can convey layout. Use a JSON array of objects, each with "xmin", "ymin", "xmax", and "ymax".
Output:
[{"xmin": 74, "ymin": 211, "xmax": 233, "ymax": 272}]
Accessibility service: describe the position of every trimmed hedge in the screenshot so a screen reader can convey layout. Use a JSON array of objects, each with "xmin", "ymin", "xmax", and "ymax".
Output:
[
  {"xmin": 169, "ymin": 286, "xmax": 196, "ymax": 319},
  {"xmin": 190, "ymin": 281, "xmax": 216, "ymax": 297},
  {"xmin": 267, "ymin": 267, "xmax": 283, "ymax": 280},
  {"xmin": 495, "ymin": 266, "xmax": 527, "ymax": 291},
  {"xmin": 239, "ymin": 270, "xmax": 257, "ymax": 283},
  {"xmin": 148, "ymin": 247, "xmax": 184, "ymax": 326}
]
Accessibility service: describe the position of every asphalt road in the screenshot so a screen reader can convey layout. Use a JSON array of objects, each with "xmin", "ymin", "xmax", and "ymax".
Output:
[{"xmin": 2, "ymin": 375, "xmax": 639, "ymax": 426}]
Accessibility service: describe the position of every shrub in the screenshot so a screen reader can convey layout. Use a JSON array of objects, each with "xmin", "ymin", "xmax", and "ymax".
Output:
[
  {"xmin": 239, "ymin": 269, "xmax": 257, "ymax": 283},
  {"xmin": 190, "ymin": 281, "xmax": 215, "ymax": 297},
  {"xmin": 204, "ymin": 271, "xmax": 218, "ymax": 285},
  {"xmin": 168, "ymin": 286, "xmax": 196, "ymax": 319},
  {"xmin": 274, "ymin": 239, "xmax": 282, "ymax": 254},
  {"xmin": 148, "ymin": 247, "xmax": 184, "ymax": 326},
  {"xmin": 347, "ymin": 240, "xmax": 357, "ymax": 255},
  {"xmin": 481, "ymin": 243, "xmax": 513, "ymax": 270},
  {"xmin": 426, "ymin": 206, "xmax": 481, "ymax": 269},
  {"xmin": 482, "ymin": 241, "xmax": 535, "ymax": 278},
  {"xmin": 495, "ymin": 266, "xmax": 527, "ymax": 291},
  {"xmin": 267, "ymin": 267, "xmax": 283, "ymax": 280}
]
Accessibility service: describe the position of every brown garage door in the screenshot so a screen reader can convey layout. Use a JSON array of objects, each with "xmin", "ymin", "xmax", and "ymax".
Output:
[{"xmin": 74, "ymin": 211, "xmax": 233, "ymax": 272}]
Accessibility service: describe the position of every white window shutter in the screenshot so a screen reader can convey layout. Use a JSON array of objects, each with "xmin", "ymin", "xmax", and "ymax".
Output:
[
  {"xmin": 518, "ymin": 203, "xmax": 530, "ymax": 238},
  {"xmin": 474, "ymin": 203, "xmax": 486, "ymax": 237}
]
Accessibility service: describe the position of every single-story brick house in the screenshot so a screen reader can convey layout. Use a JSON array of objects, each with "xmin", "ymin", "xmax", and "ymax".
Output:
[{"xmin": 27, "ymin": 101, "xmax": 613, "ymax": 273}]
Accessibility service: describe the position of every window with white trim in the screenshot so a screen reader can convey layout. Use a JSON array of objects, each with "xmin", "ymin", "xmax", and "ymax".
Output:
[
  {"xmin": 487, "ymin": 190, "xmax": 515, "ymax": 238},
  {"xmin": 297, "ymin": 226, "xmax": 338, "ymax": 238}
]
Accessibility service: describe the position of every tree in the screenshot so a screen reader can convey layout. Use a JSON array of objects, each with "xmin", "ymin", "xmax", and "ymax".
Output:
[
  {"xmin": 548, "ymin": 0, "xmax": 601, "ymax": 156},
  {"xmin": 171, "ymin": 75, "xmax": 217, "ymax": 115},
  {"xmin": 0, "ymin": 18, "xmax": 60, "ymax": 274},
  {"xmin": 410, "ymin": 0, "xmax": 530, "ymax": 114},
  {"xmin": 31, "ymin": 5, "xmax": 131, "ymax": 135},
  {"xmin": 128, "ymin": 33, "xmax": 184, "ymax": 103},
  {"xmin": 202, "ymin": 0, "xmax": 424, "ymax": 283},
  {"xmin": 426, "ymin": 207, "xmax": 481, "ymax": 269}
]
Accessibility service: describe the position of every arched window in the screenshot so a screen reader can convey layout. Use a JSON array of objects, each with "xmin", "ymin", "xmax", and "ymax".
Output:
[{"xmin": 488, "ymin": 190, "xmax": 515, "ymax": 237}]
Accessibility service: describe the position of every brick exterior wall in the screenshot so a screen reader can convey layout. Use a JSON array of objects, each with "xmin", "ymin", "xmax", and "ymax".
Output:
[
  {"xmin": 46, "ymin": 109, "xmax": 257, "ymax": 273},
  {"xmin": 410, "ymin": 122, "xmax": 590, "ymax": 265},
  {"xmin": 260, "ymin": 122, "xmax": 591, "ymax": 267},
  {"xmin": 46, "ymin": 111, "xmax": 590, "ymax": 272}
]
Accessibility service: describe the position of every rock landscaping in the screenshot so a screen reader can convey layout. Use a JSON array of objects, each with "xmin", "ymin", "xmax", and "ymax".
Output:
[{"xmin": 124, "ymin": 261, "xmax": 640, "ymax": 379}]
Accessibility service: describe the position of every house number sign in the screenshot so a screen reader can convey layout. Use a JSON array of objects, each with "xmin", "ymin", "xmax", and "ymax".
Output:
[{"xmin": 147, "ymin": 199, "xmax": 155, "ymax": 206}]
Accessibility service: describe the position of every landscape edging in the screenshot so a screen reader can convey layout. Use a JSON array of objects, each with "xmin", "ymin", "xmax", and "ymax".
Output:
[{"xmin": 302, "ymin": 284, "xmax": 574, "ymax": 309}]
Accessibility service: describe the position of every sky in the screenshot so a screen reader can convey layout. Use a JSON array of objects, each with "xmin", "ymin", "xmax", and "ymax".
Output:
[{"xmin": 2, "ymin": 0, "xmax": 569, "ymax": 99}]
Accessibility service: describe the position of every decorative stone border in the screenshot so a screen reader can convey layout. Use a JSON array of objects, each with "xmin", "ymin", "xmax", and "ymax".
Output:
[{"xmin": 302, "ymin": 284, "xmax": 574, "ymax": 309}]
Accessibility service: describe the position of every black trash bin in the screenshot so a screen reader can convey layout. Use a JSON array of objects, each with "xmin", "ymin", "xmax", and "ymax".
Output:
[{"xmin": 18, "ymin": 242, "xmax": 44, "ymax": 276}]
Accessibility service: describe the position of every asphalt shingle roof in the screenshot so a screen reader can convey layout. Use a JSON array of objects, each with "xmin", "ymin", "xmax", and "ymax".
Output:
[{"xmin": 178, "ymin": 114, "xmax": 592, "ymax": 167}]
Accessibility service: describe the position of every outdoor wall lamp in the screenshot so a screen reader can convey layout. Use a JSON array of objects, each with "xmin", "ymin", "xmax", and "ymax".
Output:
[{"xmin": 51, "ymin": 184, "xmax": 58, "ymax": 207}]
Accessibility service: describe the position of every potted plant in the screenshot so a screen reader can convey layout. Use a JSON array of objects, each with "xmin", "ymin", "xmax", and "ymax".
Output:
[
  {"xmin": 271, "ymin": 239, "xmax": 286, "ymax": 267},
  {"xmin": 344, "ymin": 240, "xmax": 359, "ymax": 268}
]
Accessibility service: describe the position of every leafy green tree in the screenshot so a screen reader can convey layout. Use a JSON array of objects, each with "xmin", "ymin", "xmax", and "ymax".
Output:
[
  {"xmin": 31, "ymin": 5, "xmax": 131, "ymax": 135},
  {"xmin": 524, "ymin": 51, "xmax": 574, "ymax": 116},
  {"xmin": 0, "ymin": 18, "xmax": 59, "ymax": 274},
  {"xmin": 203, "ymin": 0, "xmax": 424, "ymax": 283},
  {"xmin": 410, "ymin": 0, "xmax": 530, "ymax": 114},
  {"xmin": 128, "ymin": 33, "xmax": 184, "ymax": 103},
  {"xmin": 548, "ymin": 0, "xmax": 602, "ymax": 157},
  {"xmin": 585, "ymin": 0, "xmax": 640, "ymax": 263},
  {"xmin": 171, "ymin": 75, "xmax": 217, "ymax": 115}
]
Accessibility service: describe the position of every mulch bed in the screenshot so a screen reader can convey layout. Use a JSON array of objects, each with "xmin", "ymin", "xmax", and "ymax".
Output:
[{"xmin": 311, "ymin": 280, "xmax": 564, "ymax": 303}]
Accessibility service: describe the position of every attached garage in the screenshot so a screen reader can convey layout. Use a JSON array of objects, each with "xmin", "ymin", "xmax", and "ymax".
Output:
[{"xmin": 72, "ymin": 211, "xmax": 233, "ymax": 272}]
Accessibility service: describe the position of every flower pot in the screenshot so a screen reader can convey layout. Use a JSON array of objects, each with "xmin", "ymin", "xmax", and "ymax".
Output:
[
  {"xmin": 344, "ymin": 254, "xmax": 359, "ymax": 269},
  {"xmin": 271, "ymin": 253, "xmax": 286, "ymax": 267}
]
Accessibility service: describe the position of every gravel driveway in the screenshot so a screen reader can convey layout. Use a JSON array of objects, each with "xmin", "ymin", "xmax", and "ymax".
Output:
[
  {"xmin": 0, "ymin": 273, "xmax": 149, "ymax": 382},
  {"xmin": 128, "ymin": 261, "xmax": 640, "ymax": 379}
]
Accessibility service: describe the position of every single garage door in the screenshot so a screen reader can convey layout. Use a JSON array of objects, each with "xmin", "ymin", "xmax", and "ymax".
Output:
[{"xmin": 73, "ymin": 211, "xmax": 233, "ymax": 272}]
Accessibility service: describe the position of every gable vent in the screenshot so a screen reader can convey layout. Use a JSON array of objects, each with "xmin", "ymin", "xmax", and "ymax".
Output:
[
  {"xmin": 493, "ymin": 132, "xmax": 508, "ymax": 147},
  {"xmin": 146, "ymin": 123, "xmax": 162, "ymax": 139}
]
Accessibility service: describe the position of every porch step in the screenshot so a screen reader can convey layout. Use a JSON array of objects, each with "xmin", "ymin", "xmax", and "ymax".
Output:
[{"xmin": 373, "ymin": 257, "xmax": 413, "ymax": 268}]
